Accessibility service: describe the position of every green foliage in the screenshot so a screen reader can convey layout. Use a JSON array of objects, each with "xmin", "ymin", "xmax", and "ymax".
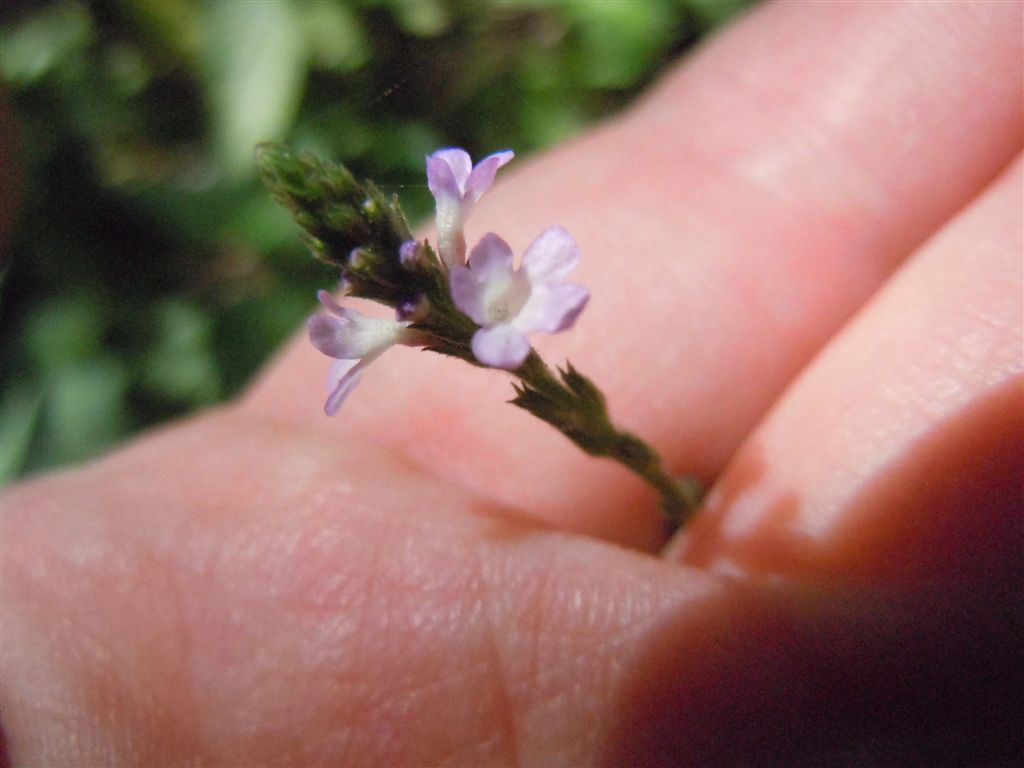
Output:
[
  {"xmin": 0, "ymin": 0, "xmax": 752, "ymax": 482},
  {"xmin": 202, "ymin": 1, "xmax": 307, "ymax": 177}
]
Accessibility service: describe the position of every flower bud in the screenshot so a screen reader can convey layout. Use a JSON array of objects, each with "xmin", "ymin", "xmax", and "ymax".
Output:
[
  {"xmin": 348, "ymin": 247, "xmax": 371, "ymax": 268},
  {"xmin": 399, "ymin": 239, "xmax": 427, "ymax": 267},
  {"xmin": 397, "ymin": 295, "xmax": 431, "ymax": 322}
]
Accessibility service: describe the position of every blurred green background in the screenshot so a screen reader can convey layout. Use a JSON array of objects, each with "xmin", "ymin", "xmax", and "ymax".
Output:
[{"xmin": 0, "ymin": 0, "xmax": 751, "ymax": 484}]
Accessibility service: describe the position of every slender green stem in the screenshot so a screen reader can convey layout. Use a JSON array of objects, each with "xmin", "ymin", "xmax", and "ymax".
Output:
[{"xmin": 512, "ymin": 352, "xmax": 703, "ymax": 528}]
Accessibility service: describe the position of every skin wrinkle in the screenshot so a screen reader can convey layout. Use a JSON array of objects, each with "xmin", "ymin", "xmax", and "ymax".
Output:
[
  {"xmin": 475, "ymin": 552, "xmax": 521, "ymax": 768},
  {"xmin": 6, "ymin": 618, "xmax": 107, "ymax": 756},
  {"xmin": 328, "ymin": 578, "xmax": 434, "ymax": 760},
  {"xmin": 526, "ymin": 569, "xmax": 608, "ymax": 763},
  {"xmin": 174, "ymin": 534, "xmax": 290, "ymax": 759},
  {"xmin": 474, "ymin": 537, "xmax": 574, "ymax": 764},
  {"xmin": 344, "ymin": 529, "xmax": 516, "ymax": 764},
  {"xmin": 199, "ymin": 517, "xmax": 379, "ymax": 761},
  {"xmin": 2, "ymin": 490, "xmax": 203, "ymax": 763},
  {"xmin": 132, "ymin": 547, "xmax": 202, "ymax": 758},
  {"xmin": 204, "ymin": 422, "xmax": 493, "ymax": 763},
  {"xmin": 3, "ymin": 412, "xmax": 515, "ymax": 764},
  {"xmin": 505, "ymin": 547, "xmax": 723, "ymax": 764}
]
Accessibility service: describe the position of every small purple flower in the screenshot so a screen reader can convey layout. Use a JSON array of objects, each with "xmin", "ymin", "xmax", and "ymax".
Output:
[
  {"xmin": 307, "ymin": 291, "xmax": 423, "ymax": 414},
  {"xmin": 427, "ymin": 147, "xmax": 514, "ymax": 267},
  {"xmin": 450, "ymin": 226, "xmax": 589, "ymax": 370}
]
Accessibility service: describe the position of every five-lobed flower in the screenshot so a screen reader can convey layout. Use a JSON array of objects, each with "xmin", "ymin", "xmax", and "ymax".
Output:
[{"xmin": 450, "ymin": 226, "xmax": 589, "ymax": 370}]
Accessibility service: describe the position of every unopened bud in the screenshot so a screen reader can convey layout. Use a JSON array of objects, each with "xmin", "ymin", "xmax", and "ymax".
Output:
[
  {"xmin": 397, "ymin": 295, "xmax": 430, "ymax": 322},
  {"xmin": 399, "ymin": 239, "xmax": 426, "ymax": 267},
  {"xmin": 348, "ymin": 247, "xmax": 371, "ymax": 268}
]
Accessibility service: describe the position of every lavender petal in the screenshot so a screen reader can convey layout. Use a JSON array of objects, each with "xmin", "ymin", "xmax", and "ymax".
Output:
[
  {"xmin": 464, "ymin": 150, "xmax": 514, "ymax": 204},
  {"xmin": 427, "ymin": 148, "xmax": 472, "ymax": 196},
  {"xmin": 324, "ymin": 359, "xmax": 363, "ymax": 415},
  {"xmin": 449, "ymin": 265, "xmax": 488, "ymax": 325},
  {"xmin": 521, "ymin": 226, "xmax": 580, "ymax": 283},
  {"xmin": 426, "ymin": 153, "xmax": 461, "ymax": 200},
  {"xmin": 471, "ymin": 324, "xmax": 531, "ymax": 369},
  {"xmin": 467, "ymin": 233, "xmax": 515, "ymax": 282},
  {"xmin": 308, "ymin": 314, "xmax": 355, "ymax": 358}
]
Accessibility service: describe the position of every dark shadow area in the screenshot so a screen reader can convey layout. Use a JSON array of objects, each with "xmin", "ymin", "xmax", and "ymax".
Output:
[
  {"xmin": 607, "ymin": 575, "xmax": 1021, "ymax": 767},
  {"xmin": 610, "ymin": 380, "xmax": 1023, "ymax": 765}
]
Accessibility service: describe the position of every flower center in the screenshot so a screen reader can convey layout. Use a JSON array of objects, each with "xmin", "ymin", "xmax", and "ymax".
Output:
[{"xmin": 483, "ymin": 269, "xmax": 531, "ymax": 325}]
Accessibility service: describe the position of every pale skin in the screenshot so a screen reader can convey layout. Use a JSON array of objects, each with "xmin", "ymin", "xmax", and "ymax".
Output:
[{"xmin": 2, "ymin": 1, "xmax": 1021, "ymax": 764}]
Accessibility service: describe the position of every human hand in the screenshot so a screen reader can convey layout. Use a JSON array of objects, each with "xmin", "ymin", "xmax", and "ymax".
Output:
[{"xmin": 3, "ymin": 2, "xmax": 1021, "ymax": 764}]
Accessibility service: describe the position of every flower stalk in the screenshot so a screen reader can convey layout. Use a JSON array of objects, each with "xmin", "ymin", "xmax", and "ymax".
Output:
[
  {"xmin": 510, "ymin": 353, "xmax": 702, "ymax": 524},
  {"xmin": 257, "ymin": 142, "xmax": 703, "ymax": 528}
]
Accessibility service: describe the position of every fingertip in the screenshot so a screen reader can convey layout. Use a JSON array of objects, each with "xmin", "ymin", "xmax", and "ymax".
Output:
[{"xmin": 665, "ymin": 159, "xmax": 1023, "ymax": 584}]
